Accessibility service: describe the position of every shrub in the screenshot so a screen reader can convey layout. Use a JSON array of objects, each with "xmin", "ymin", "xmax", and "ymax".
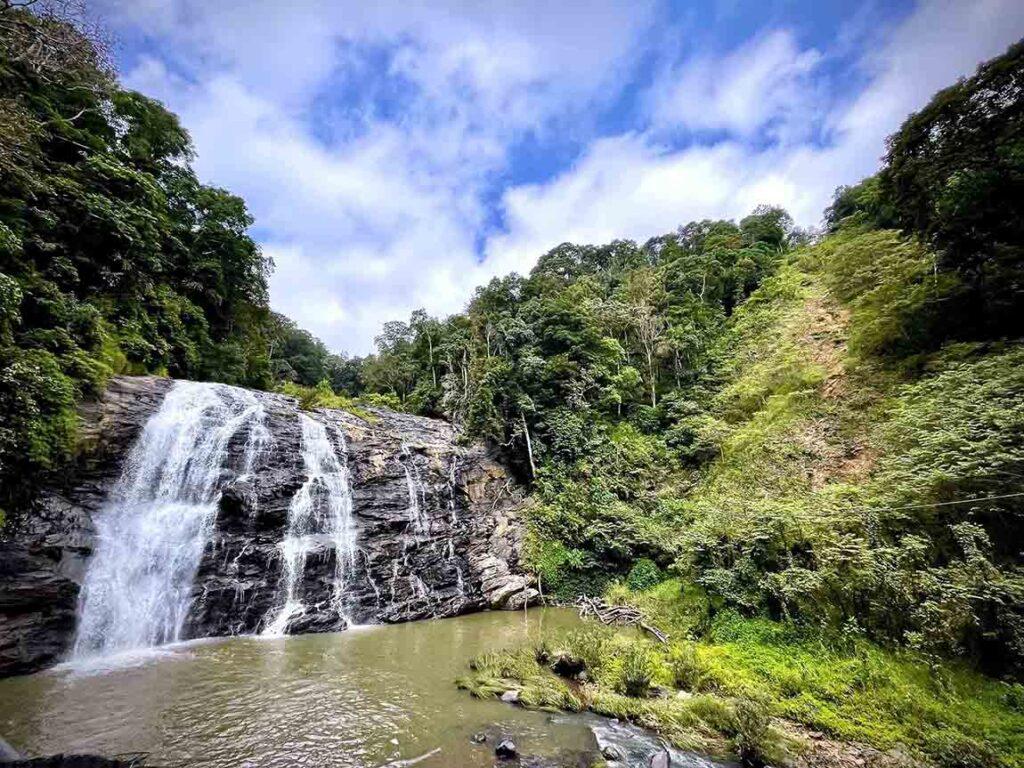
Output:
[
  {"xmin": 277, "ymin": 379, "xmax": 376, "ymax": 421},
  {"xmin": 923, "ymin": 730, "xmax": 1004, "ymax": 768},
  {"xmin": 1003, "ymin": 683, "xmax": 1024, "ymax": 714},
  {"xmin": 617, "ymin": 643, "xmax": 657, "ymax": 697},
  {"xmin": 561, "ymin": 627, "xmax": 611, "ymax": 678},
  {"xmin": 818, "ymin": 229, "xmax": 958, "ymax": 357},
  {"xmin": 668, "ymin": 642, "xmax": 704, "ymax": 691},
  {"xmin": 627, "ymin": 558, "xmax": 664, "ymax": 591},
  {"xmin": 731, "ymin": 698, "xmax": 772, "ymax": 768}
]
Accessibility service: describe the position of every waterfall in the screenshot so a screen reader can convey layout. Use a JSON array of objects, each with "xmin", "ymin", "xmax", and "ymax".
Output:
[
  {"xmin": 73, "ymin": 381, "xmax": 267, "ymax": 658},
  {"xmin": 262, "ymin": 415, "xmax": 355, "ymax": 635},
  {"xmin": 446, "ymin": 455, "xmax": 461, "ymax": 524},
  {"xmin": 401, "ymin": 445, "xmax": 428, "ymax": 533}
]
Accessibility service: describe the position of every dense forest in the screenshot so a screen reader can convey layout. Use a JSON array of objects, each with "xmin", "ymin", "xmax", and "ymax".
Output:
[
  {"xmin": 3, "ymin": 6, "xmax": 1024, "ymax": 758},
  {"xmin": 350, "ymin": 41, "xmax": 1024, "ymax": 684}
]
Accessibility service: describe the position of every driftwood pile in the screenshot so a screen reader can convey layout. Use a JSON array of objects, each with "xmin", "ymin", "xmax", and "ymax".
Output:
[{"xmin": 574, "ymin": 596, "xmax": 668, "ymax": 643}]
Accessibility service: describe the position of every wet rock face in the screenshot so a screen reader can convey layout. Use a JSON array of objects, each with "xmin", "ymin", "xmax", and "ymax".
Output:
[
  {"xmin": 0, "ymin": 376, "xmax": 537, "ymax": 677},
  {"xmin": 188, "ymin": 400, "xmax": 537, "ymax": 636}
]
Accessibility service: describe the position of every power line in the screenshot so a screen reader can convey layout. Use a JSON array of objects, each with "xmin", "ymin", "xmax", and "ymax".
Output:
[{"xmin": 855, "ymin": 491, "xmax": 1024, "ymax": 515}]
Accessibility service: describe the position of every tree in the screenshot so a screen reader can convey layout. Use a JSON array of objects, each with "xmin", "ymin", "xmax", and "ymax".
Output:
[
  {"xmin": 616, "ymin": 268, "xmax": 668, "ymax": 407},
  {"xmin": 882, "ymin": 40, "xmax": 1024, "ymax": 335},
  {"xmin": 0, "ymin": 5, "xmax": 277, "ymax": 515},
  {"xmin": 740, "ymin": 205, "xmax": 793, "ymax": 249},
  {"xmin": 824, "ymin": 175, "xmax": 897, "ymax": 232}
]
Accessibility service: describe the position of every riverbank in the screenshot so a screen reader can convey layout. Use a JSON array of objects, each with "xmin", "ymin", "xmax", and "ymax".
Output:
[{"xmin": 456, "ymin": 581, "xmax": 1024, "ymax": 768}]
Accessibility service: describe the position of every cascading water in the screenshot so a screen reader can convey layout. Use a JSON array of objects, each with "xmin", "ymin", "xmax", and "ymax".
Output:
[
  {"xmin": 73, "ymin": 381, "xmax": 267, "ymax": 658},
  {"xmin": 446, "ymin": 454, "xmax": 461, "ymax": 524},
  {"xmin": 262, "ymin": 415, "xmax": 355, "ymax": 635},
  {"xmin": 401, "ymin": 445, "xmax": 429, "ymax": 533}
]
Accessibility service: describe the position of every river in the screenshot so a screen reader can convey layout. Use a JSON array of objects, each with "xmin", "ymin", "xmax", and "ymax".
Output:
[{"xmin": 0, "ymin": 609, "xmax": 676, "ymax": 767}]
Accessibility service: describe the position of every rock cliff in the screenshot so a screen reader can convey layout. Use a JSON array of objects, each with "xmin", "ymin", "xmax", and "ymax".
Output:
[{"xmin": 0, "ymin": 376, "xmax": 537, "ymax": 677}]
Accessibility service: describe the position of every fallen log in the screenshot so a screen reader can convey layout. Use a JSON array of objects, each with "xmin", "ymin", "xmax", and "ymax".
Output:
[{"xmin": 574, "ymin": 596, "xmax": 667, "ymax": 643}]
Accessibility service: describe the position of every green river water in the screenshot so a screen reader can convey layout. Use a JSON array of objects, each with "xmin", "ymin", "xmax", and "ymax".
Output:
[{"xmin": 0, "ymin": 609, "xmax": 596, "ymax": 767}]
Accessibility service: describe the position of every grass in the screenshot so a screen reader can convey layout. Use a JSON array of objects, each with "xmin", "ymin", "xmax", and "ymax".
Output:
[
  {"xmin": 276, "ymin": 379, "xmax": 378, "ymax": 422},
  {"xmin": 457, "ymin": 580, "xmax": 1024, "ymax": 767}
]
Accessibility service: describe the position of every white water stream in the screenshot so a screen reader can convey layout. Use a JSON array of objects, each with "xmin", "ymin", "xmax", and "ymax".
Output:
[
  {"xmin": 401, "ymin": 445, "xmax": 429, "ymax": 533},
  {"xmin": 262, "ymin": 415, "xmax": 355, "ymax": 635},
  {"xmin": 73, "ymin": 381, "xmax": 267, "ymax": 658}
]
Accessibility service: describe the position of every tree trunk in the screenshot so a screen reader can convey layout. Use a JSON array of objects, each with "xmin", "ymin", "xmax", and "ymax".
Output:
[
  {"xmin": 521, "ymin": 411, "xmax": 536, "ymax": 480},
  {"xmin": 646, "ymin": 347, "xmax": 657, "ymax": 407},
  {"xmin": 428, "ymin": 335, "xmax": 436, "ymax": 388}
]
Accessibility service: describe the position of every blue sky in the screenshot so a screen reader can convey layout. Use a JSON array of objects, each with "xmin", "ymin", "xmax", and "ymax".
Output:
[{"xmin": 96, "ymin": 0, "xmax": 1024, "ymax": 354}]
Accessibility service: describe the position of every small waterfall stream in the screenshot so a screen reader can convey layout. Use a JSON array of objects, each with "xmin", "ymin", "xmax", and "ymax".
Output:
[
  {"xmin": 400, "ymin": 444, "xmax": 429, "ymax": 533},
  {"xmin": 73, "ymin": 382, "xmax": 267, "ymax": 658},
  {"xmin": 262, "ymin": 415, "xmax": 355, "ymax": 635}
]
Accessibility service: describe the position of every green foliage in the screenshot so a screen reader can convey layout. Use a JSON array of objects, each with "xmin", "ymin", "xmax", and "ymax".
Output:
[
  {"xmin": 0, "ymin": 7, "xmax": 297, "ymax": 516},
  {"xmin": 616, "ymin": 643, "xmax": 657, "ymax": 697},
  {"xmin": 923, "ymin": 730, "xmax": 1004, "ymax": 768},
  {"xmin": 730, "ymin": 698, "xmax": 773, "ymax": 768},
  {"xmin": 276, "ymin": 379, "xmax": 377, "ymax": 422},
  {"xmin": 658, "ymin": 203, "xmax": 1024, "ymax": 673},
  {"xmin": 816, "ymin": 229, "xmax": 959, "ymax": 358},
  {"xmin": 626, "ymin": 558, "xmax": 664, "ymax": 591},
  {"xmin": 674, "ymin": 240, "xmax": 1024, "ymax": 671},
  {"xmin": 868, "ymin": 348, "xmax": 1024, "ymax": 669},
  {"xmin": 668, "ymin": 642, "xmax": 704, "ymax": 691},
  {"xmin": 1003, "ymin": 683, "xmax": 1024, "ymax": 714},
  {"xmin": 459, "ymin": 586, "xmax": 1024, "ymax": 766},
  {"xmin": 269, "ymin": 313, "xmax": 362, "ymax": 393},
  {"xmin": 0, "ymin": 347, "xmax": 78, "ymax": 481},
  {"xmin": 824, "ymin": 174, "xmax": 898, "ymax": 233},
  {"xmin": 882, "ymin": 40, "xmax": 1024, "ymax": 338}
]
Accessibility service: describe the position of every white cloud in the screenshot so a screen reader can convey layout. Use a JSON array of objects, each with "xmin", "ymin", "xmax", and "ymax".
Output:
[
  {"xmin": 483, "ymin": 0, "xmax": 1024, "ymax": 282},
  {"xmin": 647, "ymin": 30, "xmax": 823, "ymax": 141},
  {"xmin": 102, "ymin": 0, "xmax": 1024, "ymax": 354},
  {"xmin": 108, "ymin": 0, "xmax": 659, "ymax": 353}
]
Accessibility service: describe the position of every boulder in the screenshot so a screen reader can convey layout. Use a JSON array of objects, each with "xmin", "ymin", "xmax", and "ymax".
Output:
[
  {"xmin": 602, "ymin": 745, "xmax": 624, "ymax": 762},
  {"xmin": 495, "ymin": 740, "xmax": 518, "ymax": 759}
]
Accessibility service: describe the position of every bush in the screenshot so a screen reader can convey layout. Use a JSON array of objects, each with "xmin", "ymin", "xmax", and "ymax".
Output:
[
  {"xmin": 617, "ymin": 643, "xmax": 657, "ymax": 698},
  {"xmin": 560, "ymin": 628, "xmax": 611, "ymax": 680},
  {"xmin": 668, "ymin": 642, "xmax": 704, "ymax": 691},
  {"xmin": 1003, "ymin": 683, "xmax": 1024, "ymax": 713},
  {"xmin": 923, "ymin": 730, "xmax": 1004, "ymax": 768},
  {"xmin": 730, "ymin": 698, "xmax": 772, "ymax": 768},
  {"xmin": 277, "ymin": 379, "xmax": 376, "ymax": 421},
  {"xmin": 627, "ymin": 558, "xmax": 664, "ymax": 591},
  {"xmin": 360, "ymin": 391, "xmax": 404, "ymax": 411}
]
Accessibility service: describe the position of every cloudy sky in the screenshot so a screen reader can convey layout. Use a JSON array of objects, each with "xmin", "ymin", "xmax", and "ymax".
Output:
[{"xmin": 96, "ymin": 0, "xmax": 1024, "ymax": 355}]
